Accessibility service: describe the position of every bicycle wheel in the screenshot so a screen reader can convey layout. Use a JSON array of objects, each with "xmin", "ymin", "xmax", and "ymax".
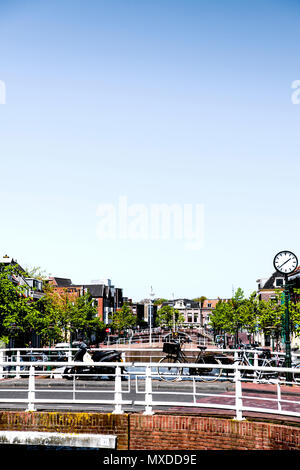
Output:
[
  {"xmin": 194, "ymin": 356, "xmax": 222, "ymax": 382},
  {"xmin": 236, "ymin": 361, "xmax": 252, "ymax": 378},
  {"xmin": 292, "ymin": 363, "xmax": 300, "ymax": 384},
  {"xmin": 157, "ymin": 356, "xmax": 182, "ymax": 382},
  {"xmin": 256, "ymin": 359, "xmax": 278, "ymax": 380}
]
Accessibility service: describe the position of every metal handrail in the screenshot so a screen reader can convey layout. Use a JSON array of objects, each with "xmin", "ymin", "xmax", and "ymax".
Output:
[{"xmin": 0, "ymin": 359, "xmax": 299, "ymax": 420}]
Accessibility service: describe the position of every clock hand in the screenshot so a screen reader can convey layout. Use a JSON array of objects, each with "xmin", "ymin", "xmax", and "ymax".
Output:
[{"xmin": 278, "ymin": 258, "xmax": 292, "ymax": 269}]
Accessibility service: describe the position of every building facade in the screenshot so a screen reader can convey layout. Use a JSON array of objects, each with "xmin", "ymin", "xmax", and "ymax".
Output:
[
  {"xmin": 49, "ymin": 277, "xmax": 123, "ymax": 324},
  {"xmin": 256, "ymin": 268, "xmax": 300, "ymax": 349},
  {"xmin": 256, "ymin": 272, "xmax": 285, "ymax": 301},
  {"xmin": 159, "ymin": 298, "xmax": 220, "ymax": 329}
]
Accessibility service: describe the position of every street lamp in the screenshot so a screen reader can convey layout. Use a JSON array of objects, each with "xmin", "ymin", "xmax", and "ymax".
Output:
[
  {"xmin": 149, "ymin": 286, "xmax": 155, "ymax": 345},
  {"xmin": 273, "ymin": 250, "xmax": 298, "ymax": 381}
]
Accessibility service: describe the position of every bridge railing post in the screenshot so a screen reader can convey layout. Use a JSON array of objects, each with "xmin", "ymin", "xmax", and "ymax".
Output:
[
  {"xmin": 112, "ymin": 365, "xmax": 124, "ymax": 414},
  {"xmin": 26, "ymin": 365, "xmax": 36, "ymax": 412},
  {"xmin": 253, "ymin": 351, "xmax": 259, "ymax": 383},
  {"xmin": 143, "ymin": 365, "xmax": 154, "ymax": 415},
  {"xmin": 234, "ymin": 363, "xmax": 245, "ymax": 421},
  {"xmin": 0, "ymin": 350, "xmax": 4, "ymax": 379},
  {"xmin": 15, "ymin": 350, "xmax": 21, "ymax": 379}
]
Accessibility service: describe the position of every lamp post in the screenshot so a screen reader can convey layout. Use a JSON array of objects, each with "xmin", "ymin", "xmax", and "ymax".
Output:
[
  {"xmin": 149, "ymin": 286, "xmax": 155, "ymax": 346},
  {"xmin": 283, "ymin": 274, "xmax": 293, "ymax": 378},
  {"xmin": 273, "ymin": 251, "xmax": 298, "ymax": 382}
]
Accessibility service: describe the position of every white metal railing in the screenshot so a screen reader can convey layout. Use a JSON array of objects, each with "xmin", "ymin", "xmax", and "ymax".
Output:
[
  {"xmin": 0, "ymin": 358, "xmax": 299, "ymax": 421},
  {"xmin": 0, "ymin": 361, "xmax": 133, "ymax": 414},
  {"xmin": 135, "ymin": 361, "xmax": 300, "ymax": 418}
]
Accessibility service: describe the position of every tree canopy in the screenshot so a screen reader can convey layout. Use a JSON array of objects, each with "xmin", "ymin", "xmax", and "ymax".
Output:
[
  {"xmin": 155, "ymin": 304, "xmax": 184, "ymax": 329},
  {"xmin": 0, "ymin": 265, "xmax": 105, "ymax": 346},
  {"xmin": 209, "ymin": 287, "xmax": 300, "ymax": 343},
  {"xmin": 109, "ymin": 303, "xmax": 137, "ymax": 332}
]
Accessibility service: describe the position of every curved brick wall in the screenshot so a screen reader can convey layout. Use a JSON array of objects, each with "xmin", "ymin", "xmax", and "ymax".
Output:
[{"xmin": 0, "ymin": 411, "xmax": 299, "ymax": 450}]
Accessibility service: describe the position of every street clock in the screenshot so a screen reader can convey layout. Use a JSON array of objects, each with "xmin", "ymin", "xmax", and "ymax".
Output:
[{"xmin": 273, "ymin": 251, "xmax": 298, "ymax": 275}]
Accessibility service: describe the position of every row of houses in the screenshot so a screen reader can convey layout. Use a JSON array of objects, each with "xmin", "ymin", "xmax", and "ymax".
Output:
[
  {"xmin": 2, "ymin": 254, "xmax": 299, "ymax": 334},
  {"xmin": 0, "ymin": 255, "xmax": 124, "ymax": 325},
  {"xmin": 257, "ymin": 267, "xmax": 300, "ymax": 301},
  {"xmin": 0, "ymin": 254, "xmax": 224, "ymax": 330},
  {"xmin": 0, "ymin": 255, "xmax": 44, "ymax": 300},
  {"xmin": 49, "ymin": 277, "xmax": 123, "ymax": 324}
]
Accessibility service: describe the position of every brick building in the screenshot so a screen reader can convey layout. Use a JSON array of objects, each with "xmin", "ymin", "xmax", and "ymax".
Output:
[
  {"xmin": 159, "ymin": 298, "xmax": 220, "ymax": 329},
  {"xmin": 257, "ymin": 267, "xmax": 300, "ymax": 302},
  {"xmin": 289, "ymin": 266, "xmax": 300, "ymax": 301},
  {"xmin": 49, "ymin": 277, "xmax": 123, "ymax": 324},
  {"xmin": 256, "ymin": 272, "xmax": 286, "ymax": 301}
]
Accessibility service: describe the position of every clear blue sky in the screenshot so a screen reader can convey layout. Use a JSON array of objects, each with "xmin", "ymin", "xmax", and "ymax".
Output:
[{"xmin": 0, "ymin": 0, "xmax": 299, "ymax": 301}]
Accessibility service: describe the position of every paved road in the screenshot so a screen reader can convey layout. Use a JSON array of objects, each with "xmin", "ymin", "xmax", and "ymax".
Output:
[{"xmin": 0, "ymin": 374, "xmax": 234, "ymax": 413}]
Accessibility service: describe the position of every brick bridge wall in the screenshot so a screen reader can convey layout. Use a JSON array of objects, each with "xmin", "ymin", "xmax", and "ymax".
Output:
[{"xmin": 0, "ymin": 411, "xmax": 299, "ymax": 450}]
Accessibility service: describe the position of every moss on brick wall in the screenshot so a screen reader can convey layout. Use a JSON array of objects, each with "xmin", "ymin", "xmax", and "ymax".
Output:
[{"xmin": 0, "ymin": 411, "xmax": 299, "ymax": 450}]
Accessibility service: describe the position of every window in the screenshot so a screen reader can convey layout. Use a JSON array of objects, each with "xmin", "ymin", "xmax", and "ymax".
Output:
[
  {"xmin": 207, "ymin": 303, "xmax": 212, "ymax": 308},
  {"xmin": 275, "ymin": 278, "xmax": 284, "ymax": 288}
]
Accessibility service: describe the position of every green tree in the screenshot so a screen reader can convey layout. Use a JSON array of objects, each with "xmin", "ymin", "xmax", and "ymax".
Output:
[
  {"xmin": 209, "ymin": 299, "xmax": 231, "ymax": 335},
  {"xmin": 36, "ymin": 287, "xmax": 104, "ymax": 344},
  {"xmin": 35, "ymin": 282, "xmax": 76, "ymax": 344},
  {"xmin": 109, "ymin": 303, "xmax": 137, "ymax": 332},
  {"xmin": 69, "ymin": 293, "xmax": 104, "ymax": 341},
  {"xmin": 210, "ymin": 288, "xmax": 300, "ymax": 348},
  {"xmin": 0, "ymin": 265, "xmax": 40, "ymax": 346},
  {"xmin": 153, "ymin": 298, "xmax": 168, "ymax": 306},
  {"xmin": 209, "ymin": 288, "xmax": 256, "ymax": 345},
  {"xmin": 156, "ymin": 305, "xmax": 184, "ymax": 329},
  {"xmin": 193, "ymin": 296, "xmax": 207, "ymax": 304},
  {"xmin": 290, "ymin": 289, "xmax": 300, "ymax": 337}
]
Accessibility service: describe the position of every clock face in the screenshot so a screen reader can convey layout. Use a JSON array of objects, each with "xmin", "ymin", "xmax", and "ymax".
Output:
[{"xmin": 273, "ymin": 251, "xmax": 298, "ymax": 274}]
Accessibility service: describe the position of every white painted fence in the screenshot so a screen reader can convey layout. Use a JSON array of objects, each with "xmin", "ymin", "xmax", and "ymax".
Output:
[{"xmin": 0, "ymin": 348, "xmax": 300, "ymax": 421}]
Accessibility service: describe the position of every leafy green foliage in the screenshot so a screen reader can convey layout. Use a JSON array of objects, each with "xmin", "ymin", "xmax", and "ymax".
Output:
[
  {"xmin": 209, "ymin": 286, "xmax": 300, "ymax": 340},
  {"xmin": 0, "ymin": 265, "xmax": 36, "ymax": 344},
  {"xmin": 156, "ymin": 304, "xmax": 184, "ymax": 328},
  {"xmin": 109, "ymin": 303, "xmax": 137, "ymax": 332},
  {"xmin": 0, "ymin": 265, "xmax": 105, "ymax": 346}
]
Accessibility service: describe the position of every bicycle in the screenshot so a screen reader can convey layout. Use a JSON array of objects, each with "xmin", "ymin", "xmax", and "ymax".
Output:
[
  {"xmin": 157, "ymin": 340, "xmax": 224, "ymax": 382},
  {"xmin": 259, "ymin": 352, "xmax": 300, "ymax": 383},
  {"xmin": 234, "ymin": 346, "xmax": 284, "ymax": 381},
  {"xmin": 292, "ymin": 362, "xmax": 300, "ymax": 383}
]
